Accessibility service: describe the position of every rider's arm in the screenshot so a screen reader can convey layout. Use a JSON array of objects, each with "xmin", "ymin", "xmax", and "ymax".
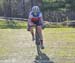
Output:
[
  {"xmin": 28, "ymin": 12, "xmax": 33, "ymax": 26},
  {"xmin": 40, "ymin": 13, "xmax": 45, "ymax": 29},
  {"xmin": 40, "ymin": 13, "xmax": 44, "ymax": 26}
]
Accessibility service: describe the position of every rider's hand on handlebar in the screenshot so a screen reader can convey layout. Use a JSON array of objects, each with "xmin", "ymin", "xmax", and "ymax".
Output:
[{"xmin": 42, "ymin": 21, "xmax": 49, "ymax": 29}]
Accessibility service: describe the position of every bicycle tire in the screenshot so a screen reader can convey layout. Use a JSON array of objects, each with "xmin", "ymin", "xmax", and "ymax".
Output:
[{"xmin": 35, "ymin": 26, "xmax": 41, "ymax": 55}]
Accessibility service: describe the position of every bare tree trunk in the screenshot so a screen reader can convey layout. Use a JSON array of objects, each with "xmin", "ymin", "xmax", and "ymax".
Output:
[{"xmin": 22, "ymin": 0, "xmax": 26, "ymax": 18}]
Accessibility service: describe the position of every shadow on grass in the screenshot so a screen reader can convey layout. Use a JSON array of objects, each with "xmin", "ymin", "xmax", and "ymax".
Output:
[{"xmin": 34, "ymin": 51, "xmax": 54, "ymax": 63}]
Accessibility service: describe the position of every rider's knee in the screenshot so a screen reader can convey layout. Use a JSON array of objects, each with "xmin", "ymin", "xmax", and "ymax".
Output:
[
  {"xmin": 37, "ymin": 26, "xmax": 42, "ymax": 31},
  {"xmin": 30, "ymin": 27, "xmax": 34, "ymax": 32}
]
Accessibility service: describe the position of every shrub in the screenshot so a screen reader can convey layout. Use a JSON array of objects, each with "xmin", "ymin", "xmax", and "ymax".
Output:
[{"xmin": 45, "ymin": 23, "xmax": 66, "ymax": 28}]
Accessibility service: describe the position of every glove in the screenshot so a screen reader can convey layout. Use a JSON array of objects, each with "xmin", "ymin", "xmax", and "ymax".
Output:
[{"xmin": 42, "ymin": 23, "xmax": 45, "ymax": 29}]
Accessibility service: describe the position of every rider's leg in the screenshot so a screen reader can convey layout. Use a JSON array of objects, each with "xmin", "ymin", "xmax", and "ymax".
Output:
[
  {"xmin": 37, "ymin": 26, "xmax": 44, "ymax": 49},
  {"xmin": 30, "ymin": 27, "xmax": 35, "ymax": 41}
]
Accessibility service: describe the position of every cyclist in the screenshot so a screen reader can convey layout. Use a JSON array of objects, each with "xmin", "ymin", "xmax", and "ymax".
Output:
[{"xmin": 27, "ymin": 6, "xmax": 44, "ymax": 49}]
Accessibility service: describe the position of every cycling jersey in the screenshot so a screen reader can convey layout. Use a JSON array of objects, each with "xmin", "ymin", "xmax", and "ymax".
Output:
[{"xmin": 28, "ymin": 11, "xmax": 43, "ymax": 26}]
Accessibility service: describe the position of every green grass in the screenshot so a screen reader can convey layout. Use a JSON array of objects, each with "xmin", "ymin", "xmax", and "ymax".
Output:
[
  {"xmin": 0, "ymin": 20, "xmax": 75, "ymax": 63},
  {"xmin": 0, "ymin": 28, "xmax": 75, "ymax": 63},
  {"xmin": 0, "ymin": 20, "xmax": 27, "ymax": 29},
  {"xmin": 43, "ymin": 28, "xmax": 75, "ymax": 63}
]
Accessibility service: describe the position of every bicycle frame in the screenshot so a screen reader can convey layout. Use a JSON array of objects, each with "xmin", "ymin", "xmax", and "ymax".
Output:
[{"xmin": 35, "ymin": 25, "xmax": 41, "ymax": 55}]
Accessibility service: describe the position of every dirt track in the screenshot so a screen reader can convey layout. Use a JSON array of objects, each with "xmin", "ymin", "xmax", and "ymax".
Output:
[{"xmin": 0, "ymin": 29, "xmax": 75, "ymax": 63}]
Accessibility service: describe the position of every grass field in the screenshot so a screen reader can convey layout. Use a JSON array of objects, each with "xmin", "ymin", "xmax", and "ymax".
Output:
[
  {"xmin": 0, "ymin": 28, "xmax": 75, "ymax": 63},
  {"xmin": 0, "ymin": 20, "xmax": 27, "ymax": 29},
  {"xmin": 44, "ymin": 28, "xmax": 75, "ymax": 63},
  {"xmin": 0, "ymin": 20, "xmax": 75, "ymax": 63}
]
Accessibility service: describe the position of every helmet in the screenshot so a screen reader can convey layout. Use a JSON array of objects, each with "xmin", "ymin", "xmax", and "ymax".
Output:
[{"xmin": 32, "ymin": 6, "xmax": 40, "ymax": 13}]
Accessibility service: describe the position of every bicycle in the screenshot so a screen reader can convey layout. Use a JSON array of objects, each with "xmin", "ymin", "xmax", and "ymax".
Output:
[
  {"xmin": 35, "ymin": 24, "xmax": 45, "ymax": 55},
  {"xmin": 35, "ymin": 25, "xmax": 41, "ymax": 55}
]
